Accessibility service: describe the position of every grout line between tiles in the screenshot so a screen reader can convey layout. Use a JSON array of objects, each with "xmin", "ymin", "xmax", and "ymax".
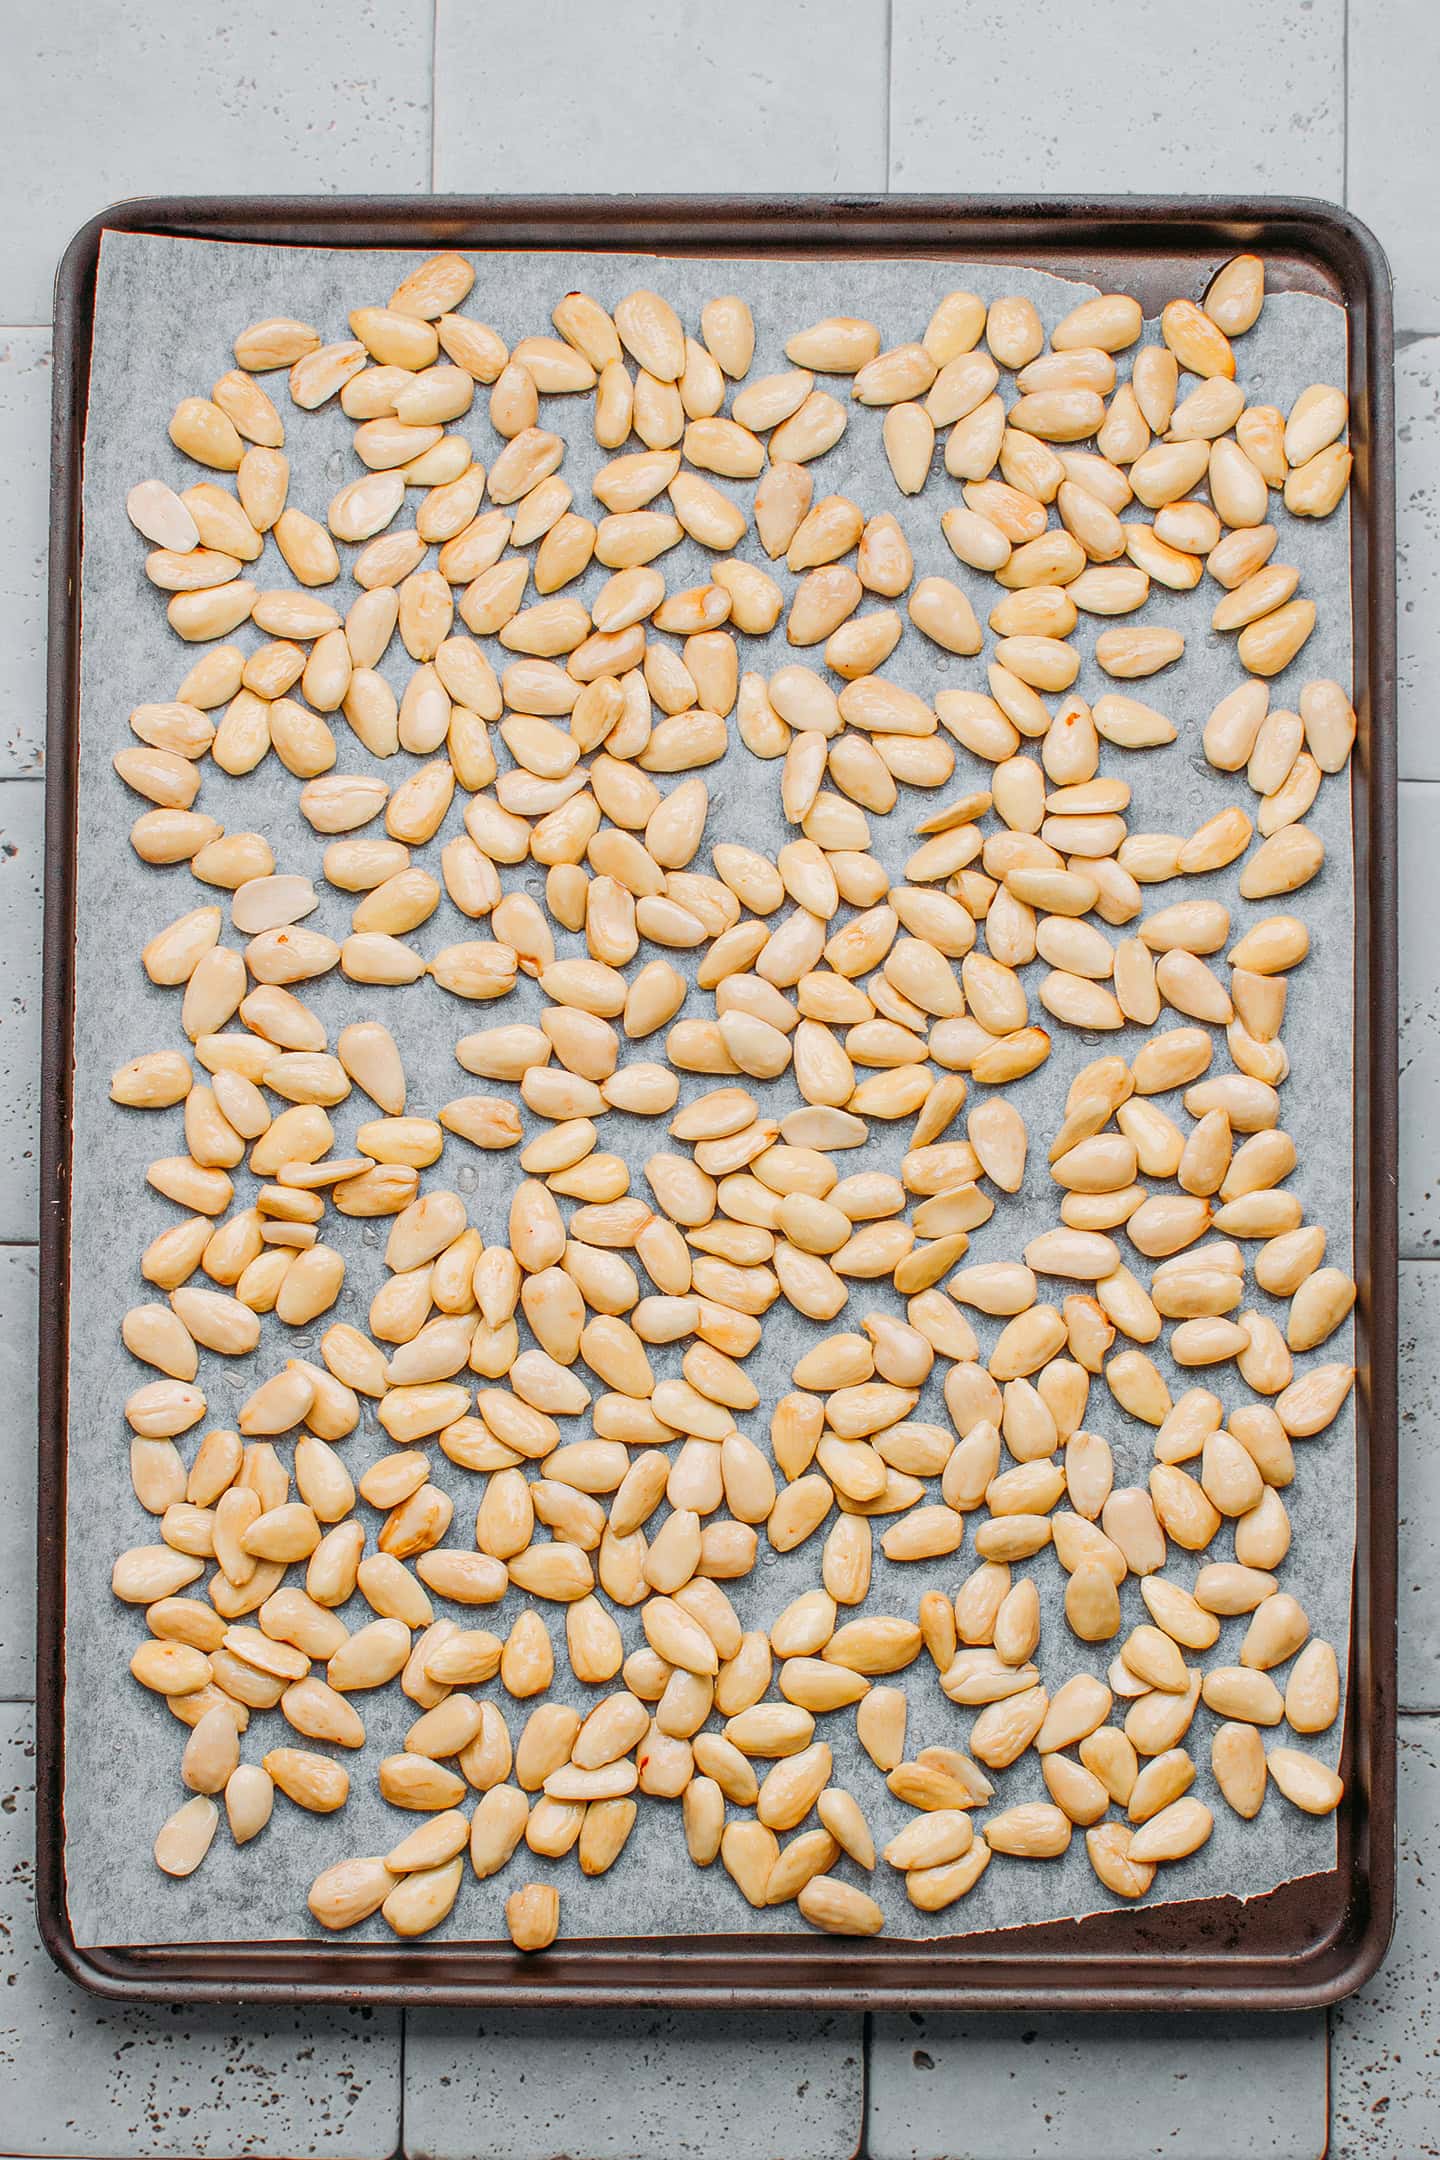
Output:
[
  {"xmin": 0, "ymin": 324, "xmax": 52, "ymax": 335},
  {"xmin": 1323, "ymin": 2002, "xmax": 1334, "ymax": 2160},
  {"xmin": 395, "ymin": 2006, "xmax": 408, "ymax": 2160},
  {"xmin": 1342, "ymin": 0, "xmax": 1350, "ymax": 207},
  {"xmin": 428, "ymin": 0, "xmax": 439, "ymax": 192},
  {"xmin": 882, "ymin": 0, "xmax": 894, "ymax": 188}
]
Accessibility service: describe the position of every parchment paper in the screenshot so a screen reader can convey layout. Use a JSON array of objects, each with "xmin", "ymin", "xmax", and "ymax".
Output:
[{"xmin": 64, "ymin": 231, "xmax": 1355, "ymax": 1949}]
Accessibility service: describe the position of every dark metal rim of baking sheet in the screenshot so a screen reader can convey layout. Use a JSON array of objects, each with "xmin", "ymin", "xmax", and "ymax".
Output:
[{"xmin": 37, "ymin": 195, "xmax": 1397, "ymax": 2011}]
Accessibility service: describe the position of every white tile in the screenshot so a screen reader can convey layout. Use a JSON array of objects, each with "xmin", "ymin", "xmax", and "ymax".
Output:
[
  {"xmin": 1399, "ymin": 1264, "xmax": 1440, "ymax": 1711},
  {"xmin": 0, "ymin": 781, "xmax": 42, "ymax": 1241},
  {"xmin": 0, "ymin": 1246, "xmax": 38, "ymax": 1696},
  {"xmin": 0, "ymin": 1705, "xmax": 401, "ymax": 2156},
  {"xmin": 1348, "ymin": 0, "xmax": 1440, "ymax": 332},
  {"xmin": 1401, "ymin": 782, "xmax": 1440, "ymax": 1258},
  {"xmin": 1, "ymin": 0, "xmax": 433, "ymax": 322},
  {"xmin": 433, "ymin": 0, "xmax": 888, "ymax": 193},
  {"xmin": 0, "ymin": 333, "xmax": 50, "ymax": 779},
  {"xmin": 1329, "ymin": 1717, "xmax": 1440, "ymax": 2155},
  {"xmin": 1396, "ymin": 339, "xmax": 1440, "ymax": 780},
  {"xmin": 403, "ymin": 2006, "xmax": 863, "ymax": 2160},
  {"xmin": 890, "ymin": 0, "xmax": 1344, "ymax": 194},
  {"xmin": 869, "ymin": 2005, "xmax": 1325, "ymax": 2159}
]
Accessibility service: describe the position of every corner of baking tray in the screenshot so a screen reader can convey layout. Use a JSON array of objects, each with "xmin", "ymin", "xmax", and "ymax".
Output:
[
  {"xmin": 1272, "ymin": 1875, "xmax": 1398, "ymax": 2011},
  {"xmin": 1218, "ymin": 196, "xmax": 1395, "ymax": 340},
  {"xmin": 32, "ymin": 1881, "xmax": 115, "ymax": 2000},
  {"xmin": 1333, "ymin": 1891, "xmax": 1398, "ymax": 2008},
  {"xmin": 1274, "ymin": 196, "xmax": 1395, "ymax": 303},
  {"xmin": 52, "ymin": 194, "xmax": 261, "ymax": 324},
  {"xmin": 51, "ymin": 196, "xmax": 151, "ymax": 324}
]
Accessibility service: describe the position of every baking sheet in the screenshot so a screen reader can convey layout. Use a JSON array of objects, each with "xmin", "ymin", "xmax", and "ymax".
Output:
[{"xmin": 65, "ymin": 231, "xmax": 1354, "ymax": 1950}]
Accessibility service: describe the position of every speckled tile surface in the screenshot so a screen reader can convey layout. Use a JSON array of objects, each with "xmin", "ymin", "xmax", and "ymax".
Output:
[
  {"xmin": 0, "ymin": 1246, "xmax": 38, "ymax": 1697},
  {"xmin": 0, "ymin": 335, "xmax": 50, "ymax": 780},
  {"xmin": 868, "ymin": 2006, "xmax": 1327, "ymax": 2160},
  {"xmin": 0, "ymin": 0, "xmax": 434, "ymax": 324},
  {"xmin": 1349, "ymin": 0, "xmax": 1440, "ymax": 334},
  {"xmin": 0, "ymin": 1706, "xmax": 403, "ymax": 2158},
  {"xmin": 1329, "ymin": 1719, "xmax": 1440, "ymax": 2157},
  {"xmin": 432, "ymin": 0, "xmax": 889, "ymax": 194},
  {"xmin": 0, "ymin": 781, "xmax": 42, "ymax": 1242},
  {"xmin": 888, "ymin": 0, "xmax": 1345, "ymax": 194},
  {"xmin": 402, "ymin": 2007, "xmax": 863, "ymax": 2160},
  {"xmin": 4, "ymin": 4, "xmax": 1440, "ymax": 2151},
  {"xmin": 1396, "ymin": 339, "xmax": 1440, "ymax": 782}
]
